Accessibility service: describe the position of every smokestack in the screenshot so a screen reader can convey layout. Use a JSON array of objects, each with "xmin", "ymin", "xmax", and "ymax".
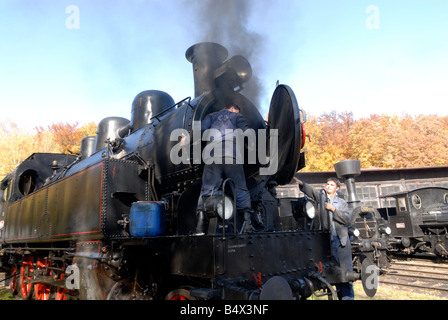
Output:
[
  {"xmin": 185, "ymin": 42, "xmax": 228, "ymax": 97},
  {"xmin": 186, "ymin": 0, "xmax": 265, "ymax": 107},
  {"xmin": 334, "ymin": 159, "xmax": 361, "ymax": 208}
]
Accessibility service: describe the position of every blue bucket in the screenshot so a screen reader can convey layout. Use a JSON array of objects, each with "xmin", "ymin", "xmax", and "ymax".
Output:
[{"xmin": 129, "ymin": 201, "xmax": 166, "ymax": 237}]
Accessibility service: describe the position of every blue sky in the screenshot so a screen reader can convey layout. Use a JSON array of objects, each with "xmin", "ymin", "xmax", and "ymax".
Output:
[{"xmin": 1, "ymin": 0, "xmax": 447, "ymax": 131}]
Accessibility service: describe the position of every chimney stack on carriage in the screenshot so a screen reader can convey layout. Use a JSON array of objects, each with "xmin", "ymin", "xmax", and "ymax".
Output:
[{"xmin": 334, "ymin": 159, "xmax": 361, "ymax": 210}]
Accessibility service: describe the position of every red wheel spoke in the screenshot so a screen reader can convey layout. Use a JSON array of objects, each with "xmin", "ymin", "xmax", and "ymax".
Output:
[
  {"xmin": 34, "ymin": 258, "xmax": 52, "ymax": 300},
  {"xmin": 20, "ymin": 257, "xmax": 34, "ymax": 299}
]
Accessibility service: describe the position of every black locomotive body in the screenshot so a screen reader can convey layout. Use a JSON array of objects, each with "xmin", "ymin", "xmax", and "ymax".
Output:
[
  {"xmin": 0, "ymin": 42, "xmax": 367, "ymax": 300},
  {"xmin": 349, "ymin": 206, "xmax": 391, "ymax": 271},
  {"xmin": 378, "ymin": 187, "xmax": 448, "ymax": 258}
]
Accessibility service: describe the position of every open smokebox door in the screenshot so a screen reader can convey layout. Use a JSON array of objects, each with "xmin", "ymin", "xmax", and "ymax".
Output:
[{"xmin": 267, "ymin": 84, "xmax": 303, "ymax": 185}]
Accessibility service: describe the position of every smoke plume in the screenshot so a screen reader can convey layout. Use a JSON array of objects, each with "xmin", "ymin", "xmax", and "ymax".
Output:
[{"xmin": 187, "ymin": 0, "xmax": 266, "ymax": 108}]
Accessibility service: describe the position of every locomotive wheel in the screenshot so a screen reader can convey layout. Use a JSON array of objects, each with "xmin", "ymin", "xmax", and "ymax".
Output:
[
  {"xmin": 9, "ymin": 264, "xmax": 20, "ymax": 295},
  {"xmin": 20, "ymin": 257, "xmax": 34, "ymax": 300},
  {"xmin": 55, "ymin": 272, "xmax": 68, "ymax": 300},
  {"xmin": 259, "ymin": 276, "xmax": 293, "ymax": 300},
  {"xmin": 34, "ymin": 258, "xmax": 52, "ymax": 300},
  {"xmin": 165, "ymin": 288, "xmax": 195, "ymax": 300},
  {"xmin": 361, "ymin": 257, "xmax": 379, "ymax": 298},
  {"xmin": 106, "ymin": 280, "xmax": 152, "ymax": 300}
]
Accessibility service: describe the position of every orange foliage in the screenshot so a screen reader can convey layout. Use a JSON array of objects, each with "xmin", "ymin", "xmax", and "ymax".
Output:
[
  {"xmin": 301, "ymin": 112, "xmax": 448, "ymax": 171},
  {"xmin": 34, "ymin": 122, "xmax": 97, "ymax": 154},
  {"xmin": 0, "ymin": 121, "xmax": 97, "ymax": 180},
  {"xmin": 1, "ymin": 113, "xmax": 447, "ymax": 179}
]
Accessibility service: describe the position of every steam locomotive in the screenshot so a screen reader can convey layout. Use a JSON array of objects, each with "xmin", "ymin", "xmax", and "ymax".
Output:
[
  {"xmin": 332, "ymin": 160, "xmax": 391, "ymax": 293},
  {"xmin": 378, "ymin": 187, "xmax": 448, "ymax": 258},
  {"xmin": 0, "ymin": 42, "xmax": 372, "ymax": 300}
]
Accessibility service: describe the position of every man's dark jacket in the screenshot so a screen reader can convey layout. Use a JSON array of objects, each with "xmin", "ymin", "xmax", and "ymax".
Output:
[{"xmin": 300, "ymin": 182, "xmax": 351, "ymax": 246}]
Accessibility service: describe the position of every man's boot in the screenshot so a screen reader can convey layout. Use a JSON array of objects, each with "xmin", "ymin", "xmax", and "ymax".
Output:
[
  {"xmin": 251, "ymin": 211, "xmax": 265, "ymax": 231},
  {"xmin": 240, "ymin": 210, "xmax": 255, "ymax": 233}
]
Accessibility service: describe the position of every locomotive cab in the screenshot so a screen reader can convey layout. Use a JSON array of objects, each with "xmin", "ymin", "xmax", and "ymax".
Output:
[
  {"xmin": 379, "ymin": 192, "xmax": 417, "ymax": 239},
  {"xmin": 379, "ymin": 187, "xmax": 448, "ymax": 256},
  {"xmin": 3, "ymin": 153, "xmax": 76, "ymax": 202}
]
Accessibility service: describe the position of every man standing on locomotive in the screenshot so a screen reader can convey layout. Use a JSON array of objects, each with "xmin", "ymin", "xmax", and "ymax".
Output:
[
  {"xmin": 190, "ymin": 103, "xmax": 264, "ymax": 235},
  {"xmin": 294, "ymin": 176, "xmax": 354, "ymax": 300}
]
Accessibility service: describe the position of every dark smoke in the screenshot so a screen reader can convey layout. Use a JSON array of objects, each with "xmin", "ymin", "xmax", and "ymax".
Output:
[{"xmin": 186, "ymin": 0, "xmax": 266, "ymax": 108}]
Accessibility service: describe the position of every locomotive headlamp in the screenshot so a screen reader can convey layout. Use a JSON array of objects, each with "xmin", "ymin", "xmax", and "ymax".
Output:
[
  {"xmin": 304, "ymin": 201, "xmax": 316, "ymax": 219},
  {"xmin": 348, "ymin": 226, "xmax": 360, "ymax": 238},
  {"xmin": 292, "ymin": 197, "xmax": 316, "ymax": 220},
  {"xmin": 204, "ymin": 195, "xmax": 234, "ymax": 220},
  {"xmin": 379, "ymin": 224, "xmax": 392, "ymax": 235}
]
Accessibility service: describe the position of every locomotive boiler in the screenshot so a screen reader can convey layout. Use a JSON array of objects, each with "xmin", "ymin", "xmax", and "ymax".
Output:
[{"xmin": 0, "ymin": 42, "xmax": 370, "ymax": 300}]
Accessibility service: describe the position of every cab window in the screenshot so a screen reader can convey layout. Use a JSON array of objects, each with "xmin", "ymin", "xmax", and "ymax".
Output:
[
  {"xmin": 397, "ymin": 197, "xmax": 408, "ymax": 212},
  {"xmin": 411, "ymin": 194, "xmax": 422, "ymax": 209}
]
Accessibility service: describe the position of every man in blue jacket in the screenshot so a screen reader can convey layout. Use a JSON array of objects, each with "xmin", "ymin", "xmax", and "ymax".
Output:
[
  {"xmin": 294, "ymin": 176, "xmax": 354, "ymax": 300},
  {"xmin": 195, "ymin": 103, "xmax": 263, "ymax": 235}
]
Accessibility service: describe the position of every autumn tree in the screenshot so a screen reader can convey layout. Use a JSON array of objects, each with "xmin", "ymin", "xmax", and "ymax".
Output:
[
  {"xmin": 301, "ymin": 111, "xmax": 355, "ymax": 171},
  {"xmin": 302, "ymin": 112, "xmax": 448, "ymax": 171},
  {"xmin": 393, "ymin": 115, "xmax": 448, "ymax": 167},
  {"xmin": 34, "ymin": 122, "xmax": 97, "ymax": 154},
  {"xmin": 0, "ymin": 121, "xmax": 36, "ymax": 178},
  {"xmin": 349, "ymin": 114, "xmax": 400, "ymax": 168},
  {"xmin": 0, "ymin": 121, "xmax": 97, "ymax": 180}
]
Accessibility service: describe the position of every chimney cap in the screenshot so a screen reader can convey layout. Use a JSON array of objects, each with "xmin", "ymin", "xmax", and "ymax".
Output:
[
  {"xmin": 185, "ymin": 42, "xmax": 228, "ymax": 63},
  {"xmin": 334, "ymin": 159, "xmax": 361, "ymax": 178}
]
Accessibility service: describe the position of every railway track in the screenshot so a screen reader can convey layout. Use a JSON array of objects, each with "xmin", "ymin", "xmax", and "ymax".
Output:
[{"xmin": 380, "ymin": 257, "xmax": 448, "ymax": 298}]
